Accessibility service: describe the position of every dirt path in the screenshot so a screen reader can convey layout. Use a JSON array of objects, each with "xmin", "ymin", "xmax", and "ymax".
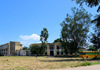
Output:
[{"xmin": 47, "ymin": 64, "xmax": 100, "ymax": 70}]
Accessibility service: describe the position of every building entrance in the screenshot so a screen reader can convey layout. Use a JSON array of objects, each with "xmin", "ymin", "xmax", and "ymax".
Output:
[{"xmin": 49, "ymin": 44, "xmax": 54, "ymax": 56}]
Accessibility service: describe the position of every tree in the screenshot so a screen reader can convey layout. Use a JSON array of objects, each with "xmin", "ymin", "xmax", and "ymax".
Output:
[
  {"xmin": 23, "ymin": 46, "xmax": 28, "ymax": 50},
  {"xmin": 53, "ymin": 38, "xmax": 62, "ymax": 43},
  {"xmin": 73, "ymin": 0, "xmax": 100, "ymax": 51},
  {"xmin": 61, "ymin": 7, "xmax": 91, "ymax": 54},
  {"xmin": 30, "ymin": 45, "xmax": 40, "ymax": 55},
  {"xmin": 73, "ymin": 0, "xmax": 100, "ymax": 9},
  {"xmin": 91, "ymin": 27, "xmax": 100, "ymax": 50},
  {"xmin": 88, "ymin": 45, "xmax": 97, "ymax": 51},
  {"xmin": 40, "ymin": 28, "xmax": 49, "ymax": 43},
  {"xmin": 40, "ymin": 28, "xmax": 49, "ymax": 55},
  {"xmin": 73, "ymin": 0, "xmax": 100, "ymax": 26}
]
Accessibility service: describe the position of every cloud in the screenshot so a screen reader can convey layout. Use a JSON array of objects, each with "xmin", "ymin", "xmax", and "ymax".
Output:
[
  {"xmin": 19, "ymin": 34, "xmax": 41, "ymax": 46},
  {"xmin": 20, "ymin": 34, "xmax": 40, "ymax": 40}
]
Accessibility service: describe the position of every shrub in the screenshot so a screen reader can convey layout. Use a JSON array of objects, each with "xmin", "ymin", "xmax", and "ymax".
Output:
[{"xmin": 81, "ymin": 62, "xmax": 92, "ymax": 66}]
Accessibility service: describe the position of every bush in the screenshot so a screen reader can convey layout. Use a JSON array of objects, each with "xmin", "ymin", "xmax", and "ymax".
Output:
[
  {"xmin": 81, "ymin": 62, "xmax": 92, "ymax": 66},
  {"xmin": 30, "ymin": 44, "xmax": 47, "ymax": 55},
  {"xmin": 0, "ymin": 53, "xmax": 3, "ymax": 56},
  {"xmin": 30, "ymin": 45, "xmax": 40, "ymax": 55}
]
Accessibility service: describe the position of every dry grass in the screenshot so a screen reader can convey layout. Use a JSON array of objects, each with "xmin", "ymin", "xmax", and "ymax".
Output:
[{"xmin": 0, "ymin": 56, "xmax": 100, "ymax": 70}]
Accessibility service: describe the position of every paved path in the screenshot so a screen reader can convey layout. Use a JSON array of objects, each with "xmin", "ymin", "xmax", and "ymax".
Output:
[{"xmin": 54, "ymin": 65, "xmax": 100, "ymax": 70}]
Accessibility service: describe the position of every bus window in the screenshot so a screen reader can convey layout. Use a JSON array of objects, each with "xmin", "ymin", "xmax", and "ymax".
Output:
[{"xmin": 79, "ymin": 53, "xmax": 86, "ymax": 55}]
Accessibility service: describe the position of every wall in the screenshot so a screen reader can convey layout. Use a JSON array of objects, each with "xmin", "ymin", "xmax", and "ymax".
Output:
[
  {"xmin": 15, "ymin": 42, "xmax": 22, "ymax": 51},
  {"xmin": 10, "ymin": 42, "xmax": 15, "ymax": 56}
]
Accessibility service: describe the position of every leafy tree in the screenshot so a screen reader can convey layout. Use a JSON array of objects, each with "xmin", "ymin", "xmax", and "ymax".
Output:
[
  {"xmin": 61, "ymin": 7, "xmax": 91, "ymax": 54},
  {"xmin": 73, "ymin": 0, "xmax": 100, "ymax": 51},
  {"xmin": 73, "ymin": 0, "xmax": 100, "ymax": 9},
  {"xmin": 30, "ymin": 45, "xmax": 40, "ymax": 55},
  {"xmin": 91, "ymin": 27, "xmax": 100, "ymax": 50},
  {"xmin": 53, "ymin": 38, "xmax": 62, "ymax": 43},
  {"xmin": 23, "ymin": 46, "xmax": 28, "ymax": 50},
  {"xmin": 78, "ymin": 49, "xmax": 83, "ymax": 52},
  {"xmin": 40, "ymin": 28, "xmax": 49, "ymax": 55},
  {"xmin": 73, "ymin": 0, "xmax": 100, "ymax": 26},
  {"xmin": 88, "ymin": 45, "xmax": 97, "ymax": 51},
  {"xmin": 40, "ymin": 28, "xmax": 49, "ymax": 43},
  {"xmin": 39, "ymin": 45, "xmax": 47, "ymax": 55}
]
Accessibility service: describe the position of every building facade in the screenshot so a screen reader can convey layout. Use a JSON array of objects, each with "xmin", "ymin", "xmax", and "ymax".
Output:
[
  {"xmin": 0, "ymin": 41, "xmax": 22, "ymax": 56},
  {"xmin": 31, "ymin": 42, "xmax": 66, "ymax": 56}
]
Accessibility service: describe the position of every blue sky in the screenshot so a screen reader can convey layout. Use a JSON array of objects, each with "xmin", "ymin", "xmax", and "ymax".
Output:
[{"xmin": 0, "ymin": 0, "xmax": 98, "ymax": 47}]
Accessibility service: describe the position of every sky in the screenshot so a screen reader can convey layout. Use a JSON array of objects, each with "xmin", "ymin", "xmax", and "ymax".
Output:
[{"xmin": 0, "ymin": 0, "xmax": 99, "ymax": 47}]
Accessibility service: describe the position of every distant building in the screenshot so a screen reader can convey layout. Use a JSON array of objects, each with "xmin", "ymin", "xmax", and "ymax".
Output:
[
  {"xmin": 20, "ymin": 50, "xmax": 26, "ymax": 56},
  {"xmin": 0, "ymin": 41, "xmax": 22, "ymax": 56},
  {"xmin": 31, "ymin": 42, "xmax": 66, "ymax": 56},
  {"xmin": 16, "ymin": 50, "xmax": 31, "ymax": 56}
]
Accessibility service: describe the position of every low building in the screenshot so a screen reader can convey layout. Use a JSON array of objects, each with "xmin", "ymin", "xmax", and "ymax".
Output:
[
  {"xmin": 0, "ymin": 41, "xmax": 22, "ymax": 56},
  {"xmin": 20, "ymin": 50, "xmax": 26, "ymax": 56},
  {"xmin": 31, "ymin": 42, "xmax": 66, "ymax": 56},
  {"xmin": 16, "ymin": 50, "xmax": 31, "ymax": 56}
]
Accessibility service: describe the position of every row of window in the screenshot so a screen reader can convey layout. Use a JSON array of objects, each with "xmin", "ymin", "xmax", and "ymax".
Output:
[
  {"xmin": 48, "ymin": 45, "xmax": 64, "ymax": 49},
  {"xmin": 57, "ymin": 51, "xmax": 65, "ymax": 55},
  {"xmin": 57, "ymin": 45, "xmax": 64, "ymax": 49},
  {"xmin": 80, "ymin": 53, "xmax": 100, "ymax": 55},
  {"xmin": 0, "ymin": 49, "xmax": 8, "ymax": 52},
  {"xmin": 44, "ymin": 52, "xmax": 65, "ymax": 55},
  {"xmin": 0, "ymin": 52, "xmax": 8, "ymax": 55}
]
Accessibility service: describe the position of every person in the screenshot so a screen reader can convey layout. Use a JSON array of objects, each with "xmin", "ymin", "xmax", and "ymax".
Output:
[
  {"xmin": 4, "ymin": 54, "xmax": 6, "ymax": 56},
  {"xmin": 35, "ymin": 54, "xmax": 37, "ymax": 58}
]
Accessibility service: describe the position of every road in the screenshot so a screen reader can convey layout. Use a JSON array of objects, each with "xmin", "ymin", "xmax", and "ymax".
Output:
[{"xmin": 54, "ymin": 65, "xmax": 100, "ymax": 70}]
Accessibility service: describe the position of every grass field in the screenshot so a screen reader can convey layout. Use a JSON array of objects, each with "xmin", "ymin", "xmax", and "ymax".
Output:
[{"xmin": 0, "ymin": 56, "xmax": 100, "ymax": 70}]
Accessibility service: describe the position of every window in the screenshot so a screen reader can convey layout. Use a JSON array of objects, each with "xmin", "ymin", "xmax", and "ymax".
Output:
[
  {"xmin": 61, "ymin": 46, "xmax": 64, "ymax": 49},
  {"xmin": 17, "ymin": 44, "xmax": 20, "ymax": 46},
  {"xmin": 6, "ymin": 49, "xmax": 8, "ymax": 51},
  {"xmin": 61, "ymin": 52, "xmax": 63, "ymax": 55},
  {"xmin": 57, "ymin": 45, "xmax": 59, "ymax": 49},
  {"xmin": 57, "ymin": 51, "xmax": 59, "ymax": 55},
  {"xmin": 79, "ymin": 53, "xmax": 86, "ymax": 55},
  {"xmin": 49, "ymin": 44, "xmax": 54, "ymax": 49}
]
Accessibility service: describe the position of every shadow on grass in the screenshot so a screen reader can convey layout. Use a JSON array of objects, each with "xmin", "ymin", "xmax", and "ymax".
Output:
[
  {"xmin": 40, "ymin": 58, "xmax": 100, "ymax": 62},
  {"xmin": 54, "ymin": 55, "xmax": 79, "ymax": 58}
]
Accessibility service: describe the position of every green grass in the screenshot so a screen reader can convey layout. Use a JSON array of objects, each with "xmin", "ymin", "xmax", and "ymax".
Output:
[
  {"xmin": 92, "ymin": 62, "xmax": 100, "ymax": 65},
  {"xmin": 81, "ymin": 62, "xmax": 92, "ymax": 66},
  {"xmin": 81, "ymin": 61, "xmax": 100, "ymax": 66},
  {"xmin": 16, "ymin": 68, "xmax": 25, "ymax": 70}
]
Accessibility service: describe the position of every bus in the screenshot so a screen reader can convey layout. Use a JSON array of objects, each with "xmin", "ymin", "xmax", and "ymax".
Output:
[{"xmin": 79, "ymin": 51, "xmax": 100, "ymax": 58}]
